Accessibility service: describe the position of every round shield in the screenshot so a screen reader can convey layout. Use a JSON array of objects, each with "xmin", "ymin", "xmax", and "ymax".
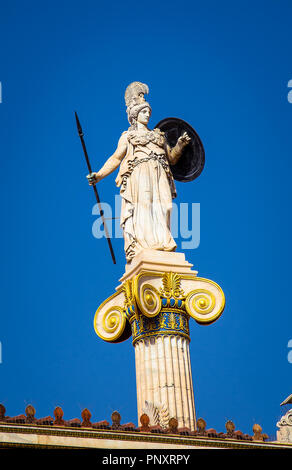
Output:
[{"xmin": 155, "ymin": 117, "xmax": 205, "ymax": 182}]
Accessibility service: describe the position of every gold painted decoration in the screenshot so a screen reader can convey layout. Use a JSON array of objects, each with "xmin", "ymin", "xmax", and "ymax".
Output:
[
  {"xmin": 122, "ymin": 279, "xmax": 137, "ymax": 321},
  {"xmin": 139, "ymin": 283, "xmax": 161, "ymax": 317},
  {"xmin": 134, "ymin": 272, "xmax": 162, "ymax": 318},
  {"xmin": 160, "ymin": 272, "xmax": 185, "ymax": 299},
  {"xmin": 96, "ymin": 306, "xmax": 126, "ymax": 342},
  {"xmin": 122, "ymin": 279, "xmax": 135, "ymax": 309},
  {"xmin": 93, "ymin": 289, "xmax": 129, "ymax": 342},
  {"xmin": 131, "ymin": 309, "xmax": 190, "ymax": 345},
  {"xmin": 185, "ymin": 278, "xmax": 225, "ymax": 324},
  {"xmin": 93, "ymin": 270, "xmax": 225, "ymax": 343}
]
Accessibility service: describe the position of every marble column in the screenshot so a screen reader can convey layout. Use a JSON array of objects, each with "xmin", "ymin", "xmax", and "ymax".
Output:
[
  {"xmin": 134, "ymin": 334, "xmax": 196, "ymax": 430},
  {"xmin": 131, "ymin": 307, "xmax": 196, "ymax": 430},
  {"xmin": 93, "ymin": 251, "xmax": 225, "ymax": 432}
]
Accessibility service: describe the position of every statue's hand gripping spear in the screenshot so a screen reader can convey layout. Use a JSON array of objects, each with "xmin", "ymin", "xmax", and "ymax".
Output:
[{"xmin": 75, "ymin": 111, "xmax": 116, "ymax": 265}]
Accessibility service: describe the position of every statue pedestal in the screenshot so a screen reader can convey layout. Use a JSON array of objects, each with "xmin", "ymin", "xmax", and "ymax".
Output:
[
  {"xmin": 93, "ymin": 250, "xmax": 225, "ymax": 431},
  {"xmin": 119, "ymin": 250, "xmax": 196, "ymax": 282}
]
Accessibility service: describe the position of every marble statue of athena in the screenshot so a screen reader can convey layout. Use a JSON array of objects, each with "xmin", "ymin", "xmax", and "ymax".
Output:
[
  {"xmin": 87, "ymin": 82, "xmax": 190, "ymax": 262},
  {"xmin": 91, "ymin": 85, "xmax": 225, "ymax": 431}
]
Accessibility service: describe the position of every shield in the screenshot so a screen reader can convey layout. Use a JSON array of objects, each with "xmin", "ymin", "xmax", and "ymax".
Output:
[{"xmin": 155, "ymin": 117, "xmax": 205, "ymax": 182}]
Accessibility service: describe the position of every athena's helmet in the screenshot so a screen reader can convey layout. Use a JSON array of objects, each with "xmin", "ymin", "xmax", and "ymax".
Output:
[{"xmin": 124, "ymin": 81, "xmax": 152, "ymax": 125}]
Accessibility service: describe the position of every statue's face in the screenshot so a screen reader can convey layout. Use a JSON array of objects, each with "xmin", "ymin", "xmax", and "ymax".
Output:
[{"xmin": 137, "ymin": 107, "xmax": 151, "ymax": 125}]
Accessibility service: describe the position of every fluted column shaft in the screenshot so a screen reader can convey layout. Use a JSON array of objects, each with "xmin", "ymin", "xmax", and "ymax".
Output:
[{"xmin": 133, "ymin": 329, "xmax": 196, "ymax": 430}]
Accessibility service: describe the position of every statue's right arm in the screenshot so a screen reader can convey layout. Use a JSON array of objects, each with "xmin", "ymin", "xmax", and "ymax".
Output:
[{"xmin": 87, "ymin": 134, "xmax": 128, "ymax": 184}]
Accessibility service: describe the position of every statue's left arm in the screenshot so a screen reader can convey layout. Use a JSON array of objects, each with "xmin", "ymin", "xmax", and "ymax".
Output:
[{"xmin": 166, "ymin": 132, "xmax": 191, "ymax": 165}]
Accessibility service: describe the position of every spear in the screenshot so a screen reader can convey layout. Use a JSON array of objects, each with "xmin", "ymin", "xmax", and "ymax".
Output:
[{"xmin": 75, "ymin": 111, "xmax": 116, "ymax": 265}]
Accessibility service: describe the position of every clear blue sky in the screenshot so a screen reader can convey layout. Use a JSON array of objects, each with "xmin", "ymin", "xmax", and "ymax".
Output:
[{"xmin": 0, "ymin": 0, "xmax": 291, "ymax": 439}]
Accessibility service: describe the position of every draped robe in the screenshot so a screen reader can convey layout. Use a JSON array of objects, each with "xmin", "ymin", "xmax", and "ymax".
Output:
[{"xmin": 115, "ymin": 128, "xmax": 177, "ymax": 262}]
